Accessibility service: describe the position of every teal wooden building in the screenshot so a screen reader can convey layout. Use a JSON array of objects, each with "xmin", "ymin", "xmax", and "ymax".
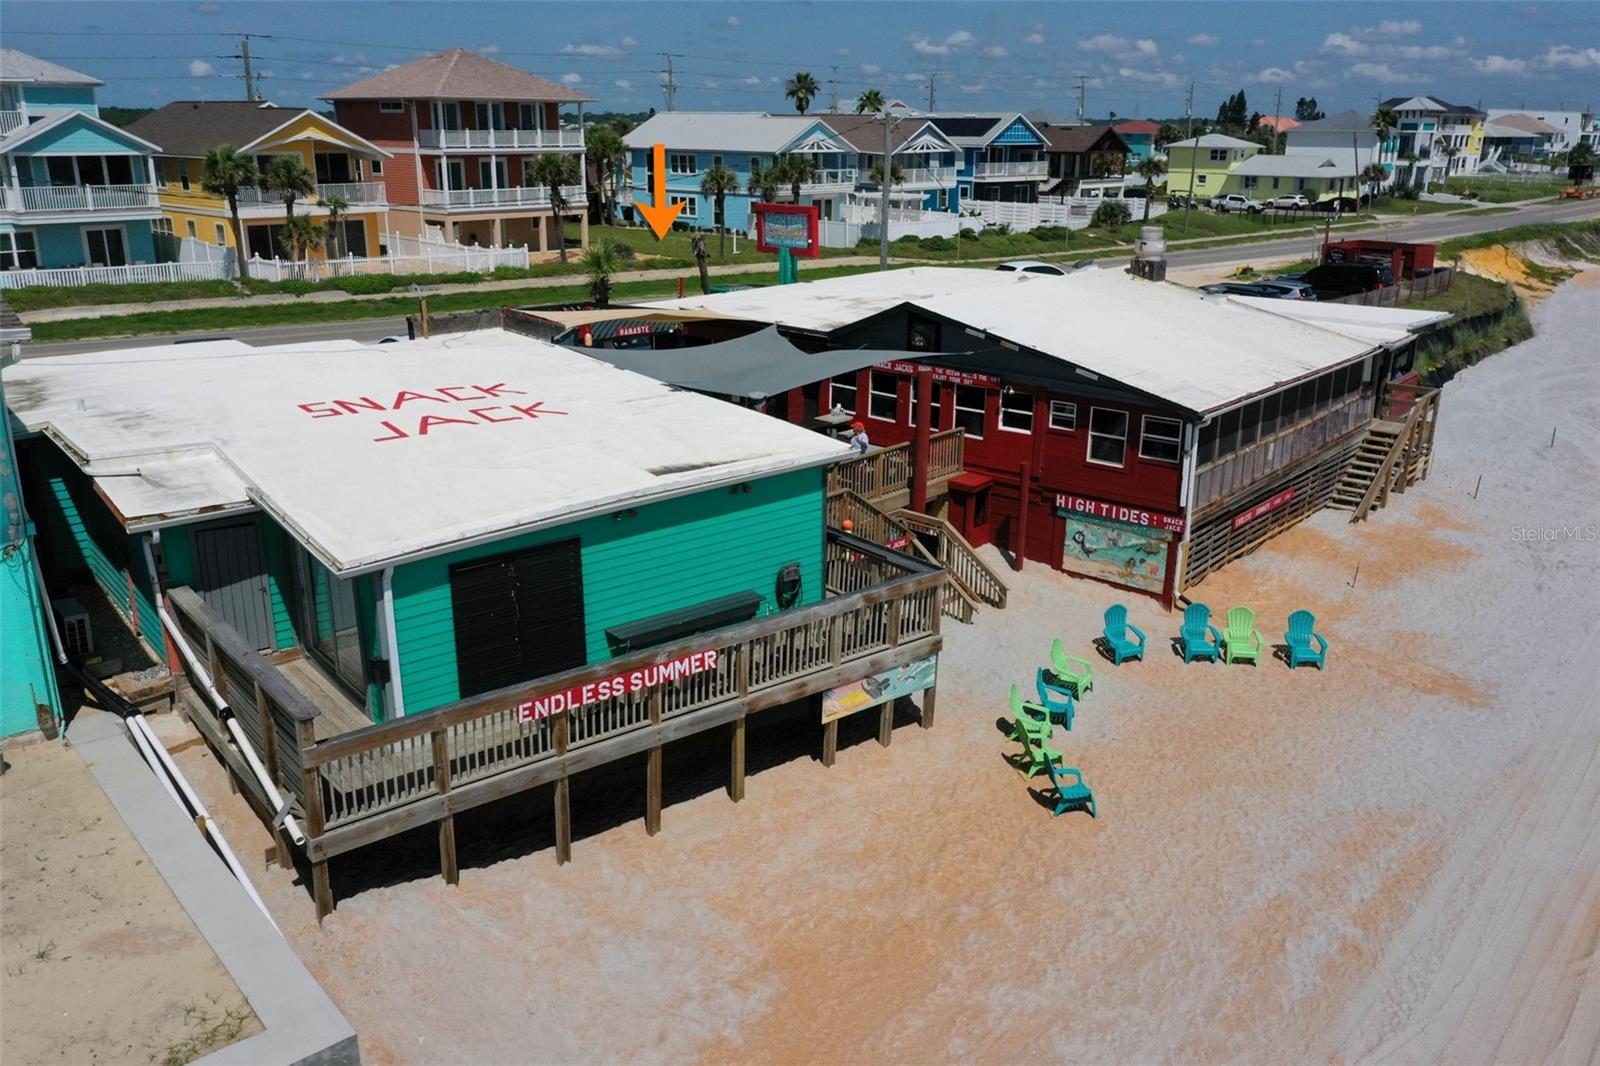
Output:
[{"xmin": 5, "ymin": 328, "xmax": 945, "ymax": 915}]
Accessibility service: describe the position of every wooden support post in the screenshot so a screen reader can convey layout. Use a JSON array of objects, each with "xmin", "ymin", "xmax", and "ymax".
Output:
[
  {"xmin": 877, "ymin": 700, "xmax": 893, "ymax": 748},
  {"xmin": 910, "ymin": 366, "xmax": 933, "ymax": 513},
  {"xmin": 1013, "ymin": 460, "xmax": 1031, "ymax": 572},
  {"xmin": 728, "ymin": 716, "xmax": 746, "ymax": 802},
  {"xmin": 253, "ymin": 680, "xmax": 280, "ymax": 784},
  {"xmin": 554, "ymin": 777, "xmax": 572, "ymax": 865},
  {"xmin": 297, "ymin": 718, "xmax": 332, "ymax": 921},
  {"xmin": 312, "ymin": 861, "xmax": 334, "ymax": 919},
  {"xmin": 646, "ymin": 745, "xmax": 662, "ymax": 835},
  {"xmin": 432, "ymin": 729, "xmax": 457, "ymax": 886},
  {"xmin": 822, "ymin": 718, "xmax": 838, "ymax": 767},
  {"xmin": 920, "ymin": 683, "xmax": 937, "ymax": 730}
]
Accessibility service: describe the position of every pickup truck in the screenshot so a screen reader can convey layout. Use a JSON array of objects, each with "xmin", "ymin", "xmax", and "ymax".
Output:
[{"xmin": 1210, "ymin": 193, "xmax": 1265, "ymax": 214}]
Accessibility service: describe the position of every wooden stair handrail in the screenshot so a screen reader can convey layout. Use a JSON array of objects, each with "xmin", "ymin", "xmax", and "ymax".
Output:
[
  {"xmin": 1353, "ymin": 392, "xmax": 1433, "ymax": 521},
  {"xmin": 893, "ymin": 509, "xmax": 1008, "ymax": 609}
]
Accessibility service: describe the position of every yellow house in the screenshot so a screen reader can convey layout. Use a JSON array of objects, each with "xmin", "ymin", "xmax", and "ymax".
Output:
[
  {"xmin": 126, "ymin": 102, "xmax": 391, "ymax": 261},
  {"xmin": 1163, "ymin": 133, "xmax": 1260, "ymax": 199}
]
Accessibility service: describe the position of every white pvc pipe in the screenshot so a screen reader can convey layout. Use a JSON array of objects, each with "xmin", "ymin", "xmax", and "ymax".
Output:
[
  {"xmin": 32, "ymin": 550, "xmax": 67, "ymax": 665},
  {"xmin": 129, "ymin": 713, "xmax": 281, "ymax": 936},
  {"xmin": 127, "ymin": 709, "xmax": 186, "ymax": 810},
  {"xmin": 380, "ymin": 567, "xmax": 407, "ymax": 718}
]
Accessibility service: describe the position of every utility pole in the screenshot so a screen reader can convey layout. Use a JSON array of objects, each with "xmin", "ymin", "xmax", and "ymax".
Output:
[
  {"xmin": 226, "ymin": 34, "xmax": 270, "ymax": 102},
  {"xmin": 926, "ymin": 73, "xmax": 937, "ymax": 112},
  {"xmin": 879, "ymin": 112, "xmax": 898, "ymax": 270},
  {"xmin": 661, "ymin": 53, "xmax": 678, "ymax": 111},
  {"xmin": 829, "ymin": 66, "xmax": 839, "ymax": 113},
  {"xmin": 1183, "ymin": 80, "xmax": 1196, "ymax": 234},
  {"xmin": 1075, "ymin": 75, "xmax": 1087, "ymax": 124},
  {"xmin": 1273, "ymin": 86, "xmax": 1283, "ymax": 153}
]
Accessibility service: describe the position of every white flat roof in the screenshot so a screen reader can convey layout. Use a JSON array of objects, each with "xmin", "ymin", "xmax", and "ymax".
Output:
[
  {"xmin": 1227, "ymin": 296, "xmax": 1452, "ymax": 347},
  {"xmin": 645, "ymin": 265, "xmax": 1034, "ymax": 332},
  {"xmin": 6, "ymin": 330, "xmax": 848, "ymax": 575}
]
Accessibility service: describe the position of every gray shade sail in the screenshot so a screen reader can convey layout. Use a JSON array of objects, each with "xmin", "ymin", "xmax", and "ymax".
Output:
[{"xmin": 578, "ymin": 326, "xmax": 943, "ymax": 399}]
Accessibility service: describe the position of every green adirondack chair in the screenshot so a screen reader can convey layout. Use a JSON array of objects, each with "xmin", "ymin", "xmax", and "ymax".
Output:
[
  {"xmin": 1042, "ymin": 761, "xmax": 1097, "ymax": 818},
  {"xmin": 1049, "ymin": 637, "xmax": 1094, "ymax": 697},
  {"xmin": 1009, "ymin": 682, "xmax": 1051, "ymax": 742},
  {"xmin": 1285, "ymin": 610, "xmax": 1328, "ymax": 669},
  {"xmin": 1010, "ymin": 684, "xmax": 1062, "ymax": 779},
  {"xmin": 1221, "ymin": 605, "xmax": 1266, "ymax": 665}
]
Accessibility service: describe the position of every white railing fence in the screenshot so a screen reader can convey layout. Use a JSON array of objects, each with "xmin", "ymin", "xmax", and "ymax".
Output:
[
  {"xmin": 0, "ymin": 260, "xmax": 233, "ymax": 289},
  {"xmin": 6, "ymin": 184, "xmax": 161, "ymax": 212},
  {"xmin": 818, "ymin": 211, "xmax": 972, "ymax": 248},
  {"xmin": 969, "ymin": 196, "xmax": 1167, "ymax": 233},
  {"xmin": 153, "ymin": 233, "xmax": 237, "ymax": 268},
  {"xmin": 416, "ymin": 128, "xmax": 583, "ymax": 150},
  {"xmin": 420, "ymin": 183, "xmax": 584, "ymax": 209},
  {"xmin": 245, "ymin": 240, "xmax": 529, "ymax": 282}
]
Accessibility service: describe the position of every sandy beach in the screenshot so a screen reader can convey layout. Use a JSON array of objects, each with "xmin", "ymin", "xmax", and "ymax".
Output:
[{"xmin": 169, "ymin": 273, "xmax": 1600, "ymax": 1064}]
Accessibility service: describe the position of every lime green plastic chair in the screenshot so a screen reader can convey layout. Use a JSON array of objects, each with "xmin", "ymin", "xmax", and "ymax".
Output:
[
  {"xmin": 1049, "ymin": 638, "xmax": 1094, "ymax": 697},
  {"xmin": 1221, "ymin": 605, "xmax": 1266, "ymax": 665},
  {"xmin": 1009, "ymin": 683, "xmax": 1061, "ymax": 779}
]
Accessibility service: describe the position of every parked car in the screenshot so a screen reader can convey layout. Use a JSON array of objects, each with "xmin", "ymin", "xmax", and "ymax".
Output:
[
  {"xmin": 1121, "ymin": 185, "xmax": 1152, "ymax": 199},
  {"xmin": 1210, "ymin": 194, "xmax": 1265, "ymax": 214},
  {"xmin": 1201, "ymin": 282, "xmax": 1280, "ymax": 297},
  {"xmin": 1302, "ymin": 261, "xmax": 1395, "ymax": 298},
  {"xmin": 995, "ymin": 260, "xmax": 1068, "ymax": 276},
  {"xmin": 1253, "ymin": 279, "xmax": 1319, "ymax": 300},
  {"xmin": 1264, "ymin": 194, "xmax": 1311, "ymax": 210}
]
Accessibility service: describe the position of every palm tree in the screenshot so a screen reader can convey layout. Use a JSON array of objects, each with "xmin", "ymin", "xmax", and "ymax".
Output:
[
  {"xmin": 785, "ymin": 71, "xmax": 819, "ymax": 115},
  {"xmin": 777, "ymin": 154, "xmax": 817, "ymax": 203},
  {"xmin": 1371, "ymin": 105, "xmax": 1397, "ymax": 145},
  {"xmin": 1360, "ymin": 163, "xmax": 1388, "ymax": 201},
  {"xmin": 322, "ymin": 195, "xmax": 349, "ymax": 258},
  {"xmin": 747, "ymin": 163, "xmax": 779, "ymax": 203},
  {"xmin": 264, "ymin": 155, "xmax": 315, "ymax": 228},
  {"xmin": 1134, "ymin": 156, "xmax": 1167, "ymax": 222},
  {"xmin": 579, "ymin": 241, "xmax": 622, "ymax": 306},
  {"xmin": 281, "ymin": 214, "xmax": 325, "ymax": 263},
  {"xmin": 699, "ymin": 163, "xmax": 740, "ymax": 259},
  {"xmin": 527, "ymin": 153, "xmax": 582, "ymax": 262},
  {"xmin": 200, "ymin": 144, "xmax": 259, "ymax": 279},
  {"xmin": 855, "ymin": 88, "xmax": 885, "ymax": 114},
  {"xmin": 868, "ymin": 160, "xmax": 904, "ymax": 186},
  {"xmin": 585, "ymin": 123, "xmax": 627, "ymax": 226},
  {"xmin": 690, "ymin": 233, "xmax": 710, "ymax": 294}
]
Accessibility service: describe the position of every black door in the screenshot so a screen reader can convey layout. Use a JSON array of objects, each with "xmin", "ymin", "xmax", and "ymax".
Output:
[{"xmin": 450, "ymin": 539, "xmax": 586, "ymax": 699}]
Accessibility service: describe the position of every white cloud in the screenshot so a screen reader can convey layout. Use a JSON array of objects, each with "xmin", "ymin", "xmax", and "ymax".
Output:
[
  {"xmin": 563, "ymin": 43, "xmax": 620, "ymax": 57},
  {"xmin": 1249, "ymin": 66, "xmax": 1294, "ymax": 84},
  {"xmin": 1117, "ymin": 66, "xmax": 1180, "ymax": 88},
  {"xmin": 1077, "ymin": 33, "xmax": 1127, "ymax": 53},
  {"xmin": 742, "ymin": 75, "xmax": 762, "ymax": 85},
  {"xmin": 910, "ymin": 36, "xmax": 949, "ymax": 56},
  {"xmin": 621, "ymin": 35, "xmax": 638, "ymax": 47},
  {"xmin": 614, "ymin": 79, "xmax": 632, "ymax": 89},
  {"xmin": 1023, "ymin": 32, "xmax": 1045, "ymax": 46},
  {"xmin": 188, "ymin": 59, "xmax": 215, "ymax": 77},
  {"xmin": 960, "ymin": 82, "xmax": 986, "ymax": 93},
  {"xmin": 860, "ymin": 63, "xmax": 882, "ymax": 76},
  {"xmin": 1322, "ymin": 32, "xmax": 1368, "ymax": 56},
  {"xmin": 300, "ymin": 71, "xmax": 316, "ymax": 80},
  {"xmin": 908, "ymin": 29, "xmax": 976, "ymax": 57},
  {"xmin": 1251, "ymin": 37, "xmax": 1266, "ymax": 47},
  {"xmin": 834, "ymin": 47, "xmax": 850, "ymax": 57},
  {"xmin": 560, "ymin": 72, "xmax": 583, "ymax": 85},
  {"xmin": 982, "ymin": 45, "xmax": 1008, "ymax": 59},
  {"xmin": 1472, "ymin": 55, "xmax": 1529, "ymax": 75},
  {"xmin": 1539, "ymin": 45, "xmax": 1600, "ymax": 70},
  {"xmin": 190, "ymin": 2, "xmax": 220, "ymax": 13},
  {"xmin": 724, "ymin": 15, "xmax": 740, "ymax": 26},
  {"xmin": 1394, "ymin": 44, "xmax": 1456, "ymax": 60},
  {"xmin": 1375, "ymin": 19, "xmax": 1422, "ymax": 36},
  {"xmin": 945, "ymin": 30, "xmax": 975, "ymax": 47},
  {"xmin": 701, "ymin": 79, "xmax": 719, "ymax": 89},
  {"xmin": 1348, "ymin": 61, "xmax": 1405, "ymax": 81},
  {"xmin": 1133, "ymin": 38, "xmax": 1158, "ymax": 56},
  {"xmin": 1188, "ymin": 33, "xmax": 1220, "ymax": 46}
]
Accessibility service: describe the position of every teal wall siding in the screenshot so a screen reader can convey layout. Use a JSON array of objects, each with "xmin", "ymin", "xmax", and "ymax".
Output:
[
  {"xmin": 21, "ymin": 87, "xmax": 98, "ymax": 114},
  {"xmin": 28, "ymin": 221, "xmax": 158, "ymax": 270},
  {"xmin": 2, "ymin": 380, "xmax": 62, "ymax": 735},
  {"xmin": 160, "ymin": 516, "xmax": 296, "ymax": 650},
  {"xmin": 393, "ymin": 467, "xmax": 827, "ymax": 714},
  {"xmin": 994, "ymin": 118, "xmax": 1044, "ymax": 145},
  {"xmin": 10, "ymin": 114, "xmax": 146, "ymax": 154}
]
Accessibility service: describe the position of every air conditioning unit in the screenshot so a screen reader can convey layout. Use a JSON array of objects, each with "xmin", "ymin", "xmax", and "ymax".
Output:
[{"xmin": 52, "ymin": 597, "xmax": 93, "ymax": 659}]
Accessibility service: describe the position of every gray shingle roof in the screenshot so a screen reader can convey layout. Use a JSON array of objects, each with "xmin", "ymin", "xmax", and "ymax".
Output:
[
  {"xmin": 1292, "ymin": 110, "xmax": 1377, "ymax": 133},
  {"xmin": 127, "ymin": 102, "xmax": 313, "ymax": 158},
  {"xmin": 0, "ymin": 48, "xmax": 103, "ymax": 87},
  {"xmin": 323, "ymin": 48, "xmax": 592, "ymax": 103}
]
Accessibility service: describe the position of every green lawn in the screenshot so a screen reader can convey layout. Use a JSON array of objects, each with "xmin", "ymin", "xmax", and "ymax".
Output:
[
  {"xmin": 1409, "ymin": 271, "xmax": 1520, "ymax": 317},
  {"xmin": 1368, "ymin": 197, "xmax": 1472, "ymax": 215},
  {"xmin": 1436, "ymin": 218, "xmax": 1600, "ymax": 259},
  {"xmin": 1438, "ymin": 176, "xmax": 1574, "ymax": 203}
]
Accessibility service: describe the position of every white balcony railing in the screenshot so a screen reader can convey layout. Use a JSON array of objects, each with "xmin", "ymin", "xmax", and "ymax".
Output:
[
  {"xmin": 0, "ymin": 111, "xmax": 22, "ymax": 137},
  {"xmin": 5, "ymin": 184, "xmax": 161, "ymax": 212},
  {"xmin": 416, "ymin": 128, "xmax": 584, "ymax": 150},
  {"xmin": 894, "ymin": 166, "xmax": 959, "ymax": 187},
  {"xmin": 801, "ymin": 168, "xmax": 859, "ymax": 189},
  {"xmin": 315, "ymin": 181, "xmax": 387, "ymax": 205},
  {"xmin": 974, "ymin": 159, "xmax": 1048, "ymax": 179},
  {"xmin": 419, "ymin": 184, "xmax": 584, "ymax": 209}
]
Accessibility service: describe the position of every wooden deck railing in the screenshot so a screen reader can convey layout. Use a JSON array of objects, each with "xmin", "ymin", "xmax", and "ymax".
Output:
[
  {"xmin": 825, "ymin": 490, "xmax": 983, "ymax": 623},
  {"xmin": 892, "ymin": 510, "xmax": 1008, "ymax": 610},
  {"xmin": 1192, "ymin": 394, "xmax": 1370, "ymax": 514},
  {"xmin": 827, "ymin": 428, "xmax": 965, "ymax": 501},
  {"xmin": 1353, "ymin": 383, "xmax": 1441, "ymax": 520}
]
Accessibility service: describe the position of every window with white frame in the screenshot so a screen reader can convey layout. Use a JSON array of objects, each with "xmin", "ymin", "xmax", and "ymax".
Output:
[
  {"xmin": 1241, "ymin": 175, "xmax": 1257, "ymax": 189},
  {"xmin": 999, "ymin": 390, "xmax": 1033, "ymax": 433},
  {"xmin": 1139, "ymin": 416, "xmax": 1183, "ymax": 463},
  {"xmin": 910, "ymin": 381, "xmax": 943, "ymax": 428},
  {"xmin": 668, "ymin": 193, "xmax": 697, "ymax": 217},
  {"xmin": 1271, "ymin": 177, "xmax": 1281, "ymax": 189},
  {"xmin": 185, "ymin": 219, "xmax": 197, "ymax": 239},
  {"xmin": 1296, "ymin": 178, "xmax": 1308, "ymax": 190},
  {"xmin": 379, "ymin": 100, "xmax": 404, "ymax": 113},
  {"xmin": 868, "ymin": 370, "xmax": 898, "ymax": 421},
  {"xmin": 0, "ymin": 230, "xmax": 39, "ymax": 270},
  {"xmin": 214, "ymin": 223, "xmax": 227, "ymax": 245},
  {"xmin": 668, "ymin": 153, "xmax": 696, "ymax": 175},
  {"xmin": 151, "ymin": 217, "xmax": 173, "ymax": 236},
  {"xmin": 711, "ymin": 155, "xmax": 723, "ymax": 169},
  {"xmin": 178, "ymin": 160, "xmax": 190, "ymax": 191},
  {"xmin": 953, "ymin": 385, "xmax": 986, "ymax": 439},
  {"xmin": 1087, "ymin": 407, "xmax": 1128, "ymax": 466},
  {"xmin": 1209, "ymin": 148, "xmax": 1228, "ymax": 161},
  {"xmin": 1048, "ymin": 400, "xmax": 1076, "ymax": 431},
  {"xmin": 829, "ymin": 372, "xmax": 857, "ymax": 414},
  {"xmin": 1196, "ymin": 173, "xmax": 1208, "ymax": 186},
  {"xmin": 370, "ymin": 158, "xmax": 383, "ymax": 176}
]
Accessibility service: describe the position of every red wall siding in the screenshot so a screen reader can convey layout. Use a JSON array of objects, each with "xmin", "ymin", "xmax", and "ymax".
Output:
[{"xmin": 333, "ymin": 100, "xmax": 414, "ymax": 146}]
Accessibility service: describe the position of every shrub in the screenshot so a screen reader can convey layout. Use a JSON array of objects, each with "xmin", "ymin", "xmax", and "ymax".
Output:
[
  {"xmin": 920, "ymin": 235, "xmax": 953, "ymax": 252},
  {"xmin": 1092, "ymin": 200, "xmax": 1132, "ymax": 228},
  {"xmin": 607, "ymin": 241, "xmax": 636, "ymax": 262},
  {"xmin": 1031, "ymin": 225, "xmax": 1068, "ymax": 242},
  {"xmin": 959, "ymin": 227, "xmax": 980, "ymax": 241},
  {"xmin": 326, "ymin": 274, "xmax": 403, "ymax": 295},
  {"xmin": 276, "ymin": 279, "xmax": 319, "ymax": 295},
  {"xmin": 993, "ymin": 222, "xmax": 1012, "ymax": 236}
]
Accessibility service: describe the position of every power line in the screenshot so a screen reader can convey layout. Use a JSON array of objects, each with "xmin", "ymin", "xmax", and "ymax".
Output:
[
  {"xmin": 926, "ymin": 72, "xmax": 937, "ymax": 112},
  {"xmin": 1075, "ymin": 74, "xmax": 1087, "ymax": 123},
  {"xmin": 660, "ymin": 53, "xmax": 679, "ymax": 111}
]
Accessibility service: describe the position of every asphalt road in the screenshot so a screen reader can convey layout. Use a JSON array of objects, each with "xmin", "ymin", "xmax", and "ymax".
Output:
[{"xmin": 19, "ymin": 198, "xmax": 1598, "ymax": 360}]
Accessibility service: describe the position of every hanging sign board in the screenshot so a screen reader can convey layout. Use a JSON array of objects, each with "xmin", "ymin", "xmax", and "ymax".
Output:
[
  {"xmin": 821, "ymin": 655, "xmax": 937, "ymax": 723},
  {"xmin": 1054, "ymin": 493, "xmax": 1185, "ymax": 534},
  {"xmin": 880, "ymin": 361, "xmax": 1003, "ymax": 389},
  {"xmin": 753, "ymin": 202, "xmax": 821, "ymax": 258},
  {"xmin": 515, "ymin": 648, "xmax": 720, "ymax": 722},
  {"xmin": 1231, "ymin": 486, "xmax": 1296, "ymax": 530}
]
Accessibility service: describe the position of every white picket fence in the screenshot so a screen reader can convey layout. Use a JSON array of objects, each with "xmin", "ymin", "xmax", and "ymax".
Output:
[
  {"xmin": 819, "ymin": 210, "xmax": 970, "ymax": 248},
  {"xmin": 244, "ymin": 239, "xmax": 530, "ymax": 282},
  {"xmin": 0, "ymin": 260, "xmax": 234, "ymax": 289},
  {"xmin": 970, "ymin": 196, "xmax": 1167, "ymax": 233}
]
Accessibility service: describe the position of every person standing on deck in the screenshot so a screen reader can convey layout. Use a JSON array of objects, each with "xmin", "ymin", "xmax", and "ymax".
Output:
[{"xmin": 848, "ymin": 421, "xmax": 870, "ymax": 453}]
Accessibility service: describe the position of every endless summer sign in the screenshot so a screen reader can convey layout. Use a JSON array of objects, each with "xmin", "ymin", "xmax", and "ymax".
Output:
[
  {"xmin": 296, "ymin": 383, "xmax": 568, "ymax": 443},
  {"xmin": 1054, "ymin": 493, "xmax": 1185, "ymax": 534},
  {"xmin": 514, "ymin": 649, "xmax": 720, "ymax": 722}
]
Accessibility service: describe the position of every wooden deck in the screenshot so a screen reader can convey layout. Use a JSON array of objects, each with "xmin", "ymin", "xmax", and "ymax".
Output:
[{"xmin": 278, "ymin": 658, "xmax": 374, "ymax": 741}]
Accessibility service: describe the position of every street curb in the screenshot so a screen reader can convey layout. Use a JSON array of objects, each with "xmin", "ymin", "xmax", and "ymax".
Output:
[{"xmin": 70, "ymin": 710, "xmax": 359, "ymax": 1066}]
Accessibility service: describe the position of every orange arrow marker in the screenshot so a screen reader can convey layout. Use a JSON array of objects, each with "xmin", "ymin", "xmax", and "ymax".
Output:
[{"xmin": 634, "ymin": 143, "xmax": 685, "ymax": 239}]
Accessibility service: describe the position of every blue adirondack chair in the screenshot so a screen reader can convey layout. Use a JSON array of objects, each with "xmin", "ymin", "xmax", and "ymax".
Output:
[
  {"xmin": 1042, "ymin": 761, "xmax": 1097, "ymax": 818},
  {"xmin": 1285, "ymin": 610, "xmax": 1329, "ymax": 669},
  {"xmin": 1035, "ymin": 668, "xmax": 1075, "ymax": 731},
  {"xmin": 1102, "ymin": 604, "xmax": 1146, "ymax": 665},
  {"xmin": 1178, "ymin": 602, "xmax": 1223, "ymax": 664}
]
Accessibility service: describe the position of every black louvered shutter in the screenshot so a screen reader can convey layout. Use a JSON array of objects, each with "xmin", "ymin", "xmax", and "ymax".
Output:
[
  {"xmin": 450, "ymin": 540, "xmax": 587, "ymax": 699},
  {"xmin": 511, "ymin": 540, "xmax": 587, "ymax": 681}
]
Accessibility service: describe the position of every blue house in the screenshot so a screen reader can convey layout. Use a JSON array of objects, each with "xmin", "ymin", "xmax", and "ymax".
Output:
[
  {"xmin": 926, "ymin": 113, "xmax": 1049, "ymax": 204},
  {"xmin": 1, "ymin": 50, "xmax": 166, "ymax": 279},
  {"xmin": 818, "ymin": 114, "xmax": 963, "ymax": 214}
]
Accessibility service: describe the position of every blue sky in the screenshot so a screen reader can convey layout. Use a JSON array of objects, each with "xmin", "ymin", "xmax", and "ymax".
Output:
[{"xmin": 7, "ymin": 2, "xmax": 1598, "ymax": 119}]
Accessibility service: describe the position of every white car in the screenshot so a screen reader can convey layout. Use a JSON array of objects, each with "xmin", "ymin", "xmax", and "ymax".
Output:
[
  {"xmin": 995, "ymin": 260, "xmax": 1068, "ymax": 276},
  {"xmin": 1264, "ymin": 194, "xmax": 1312, "ymax": 209},
  {"xmin": 1210, "ymin": 194, "xmax": 1265, "ymax": 214}
]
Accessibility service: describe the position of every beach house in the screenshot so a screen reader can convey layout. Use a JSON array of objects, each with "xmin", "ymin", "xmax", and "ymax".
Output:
[
  {"xmin": 1383, "ymin": 96, "xmax": 1486, "ymax": 187},
  {"xmin": 1113, "ymin": 120, "xmax": 1160, "ymax": 165},
  {"xmin": 1161, "ymin": 133, "xmax": 1260, "ymax": 200},
  {"xmin": 0, "ymin": 50, "xmax": 166, "ymax": 281},
  {"xmin": 926, "ymin": 113, "xmax": 1049, "ymax": 204}
]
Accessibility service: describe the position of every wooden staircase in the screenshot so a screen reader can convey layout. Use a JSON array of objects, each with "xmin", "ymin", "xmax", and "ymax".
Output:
[{"xmin": 1329, "ymin": 384, "xmax": 1441, "ymax": 521}]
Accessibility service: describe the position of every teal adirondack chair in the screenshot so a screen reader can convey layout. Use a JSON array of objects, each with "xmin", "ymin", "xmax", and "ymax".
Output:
[
  {"xmin": 1285, "ymin": 610, "xmax": 1329, "ymax": 669},
  {"xmin": 1102, "ymin": 604, "xmax": 1146, "ymax": 665},
  {"xmin": 1179, "ymin": 602, "xmax": 1223, "ymax": 664},
  {"xmin": 1049, "ymin": 638, "xmax": 1094, "ymax": 697},
  {"xmin": 1035, "ymin": 668, "xmax": 1075, "ymax": 731},
  {"xmin": 1221, "ymin": 605, "xmax": 1266, "ymax": 665},
  {"xmin": 1010, "ymin": 684, "xmax": 1062, "ymax": 779},
  {"xmin": 1042, "ymin": 761, "xmax": 1097, "ymax": 818}
]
